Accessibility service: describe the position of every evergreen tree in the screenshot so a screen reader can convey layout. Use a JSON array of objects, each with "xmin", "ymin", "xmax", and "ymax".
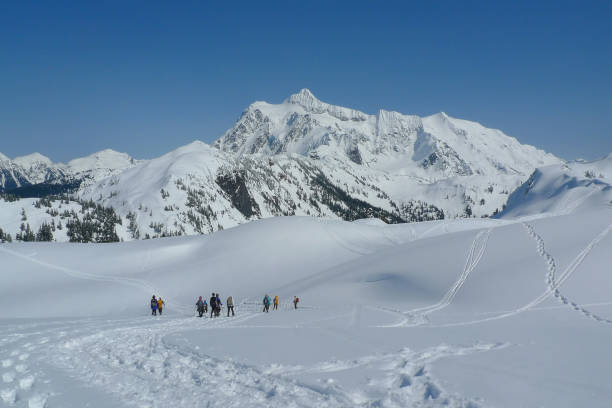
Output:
[{"xmin": 36, "ymin": 223, "xmax": 54, "ymax": 242}]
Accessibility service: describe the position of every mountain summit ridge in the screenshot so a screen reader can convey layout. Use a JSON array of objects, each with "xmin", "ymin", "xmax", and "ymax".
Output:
[{"xmin": 214, "ymin": 89, "xmax": 560, "ymax": 180}]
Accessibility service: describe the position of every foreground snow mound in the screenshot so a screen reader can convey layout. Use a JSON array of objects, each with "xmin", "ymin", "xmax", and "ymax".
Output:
[
  {"xmin": 2, "ymin": 210, "xmax": 612, "ymax": 407},
  {"xmin": 501, "ymin": 155, "xmax": 612, "ymax": 218}
]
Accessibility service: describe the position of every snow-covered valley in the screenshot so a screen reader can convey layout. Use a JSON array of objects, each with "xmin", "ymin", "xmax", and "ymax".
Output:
[{"xmin": 2, "ymin": 191, "xmax": 612, "ymax": 407}]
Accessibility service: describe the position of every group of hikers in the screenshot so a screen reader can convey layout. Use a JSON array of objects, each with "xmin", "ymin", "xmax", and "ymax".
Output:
[
  {"xmin": 262, "ymin": 294, "xmax": 299, "ymax": 312},
  {"xmin": 195, "ymin": 293, "xmax": 234, "ymax": 318},
  {"xmin": 149, "ymin": 293, "xmax": 300, "ymax": 316}
]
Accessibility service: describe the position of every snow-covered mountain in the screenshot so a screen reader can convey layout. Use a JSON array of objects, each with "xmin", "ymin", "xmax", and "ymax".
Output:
[
  {"xmin": 215, "ymin": 88, "xmax": 559, "ymax": 178},
  {"xmin": 0, "ymin": 149, "xmax": 140, "ymax": 192},
  {"xmin": 212, "ymin": 89, "xmax": 562, "ymax": 220},
  {"xmin": 0, "ymin": 152, "xmax": 67, "ymax": 190}
]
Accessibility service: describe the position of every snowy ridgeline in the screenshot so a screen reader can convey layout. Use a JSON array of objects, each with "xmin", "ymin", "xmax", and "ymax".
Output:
[
  {"xmin": 2, "ymin": 206, "xmax": 612, "ymax": 407},
  {"xmin": 2, "ymin": 152, "xmax": 611, "ymax": 243},
  {"xmin": 0, "ymin": 148, "xmax": 452, "ymax": 243}
]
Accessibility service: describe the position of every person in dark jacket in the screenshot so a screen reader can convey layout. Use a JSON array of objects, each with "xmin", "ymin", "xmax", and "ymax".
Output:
[
  {"xmin": 151, "ymin": 295, "xmax": 158, "ymax": 316},
  {"xmin": 263, "ymin": 294, "xmax": 271, "ymax": 313},
  {"xmin": 210, "ymin": 293, "xmax": 217, "ymax": 318}
]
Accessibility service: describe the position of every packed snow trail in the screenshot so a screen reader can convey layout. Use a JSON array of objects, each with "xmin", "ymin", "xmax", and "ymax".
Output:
[
  {"xmin": 524, "ymin": 222, "xmax": 612, "ymax": 324},
  {"xmin": 12, "ymin": 312, "xmax": 492, "ymax": 408}
]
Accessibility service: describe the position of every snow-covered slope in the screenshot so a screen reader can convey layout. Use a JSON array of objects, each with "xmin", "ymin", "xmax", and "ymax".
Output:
[
  {"xmin": 74, "ymin": 141, "xmax": 415, "ymax": 240},
  {"xmin": 1, "ymin": 209, "xmax": 612, "ymax": 407},
  {"xmin": 501, "ymin": 154, "xmax": 612, "ymax": 218}
]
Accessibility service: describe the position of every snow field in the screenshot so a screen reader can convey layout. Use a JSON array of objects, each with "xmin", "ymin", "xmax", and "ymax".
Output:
[{"xmin": 1, "ymin": 208, "xmax": 612, "ymax": 406}]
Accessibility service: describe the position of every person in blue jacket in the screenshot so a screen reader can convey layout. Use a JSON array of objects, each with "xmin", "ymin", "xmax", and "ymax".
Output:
[{"xmin": 263, "ymin": 294, "xmax": 271, "ymax": 312}]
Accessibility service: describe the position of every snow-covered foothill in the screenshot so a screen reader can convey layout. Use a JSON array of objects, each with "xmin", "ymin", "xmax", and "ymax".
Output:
[{"xmin": 501, "ymin": 154, "xmax": 612, "ymax": 218}]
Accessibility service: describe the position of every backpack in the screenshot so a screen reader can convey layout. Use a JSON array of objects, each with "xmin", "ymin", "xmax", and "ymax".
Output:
[
  {"xmin": 264, "ymin": 296, "xmax": 270, "ymax": 305},
  {"xmin": 210, "ymin": 297, "xmax": 217, "ymax": 308},
  {"xmin": 151, "ymin": 299, "xmax": 157, "ymax": 308}
]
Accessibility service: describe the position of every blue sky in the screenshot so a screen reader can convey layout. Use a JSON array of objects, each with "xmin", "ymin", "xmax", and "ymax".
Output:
[{"xmin": 0, "ymin": 1, "xmax": 610, "ymax": 162}]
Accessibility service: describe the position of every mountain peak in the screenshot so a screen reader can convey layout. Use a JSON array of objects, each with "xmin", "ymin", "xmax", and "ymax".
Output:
[
  {"xmin": 68, "ymin": 149, "xmax": 137, "ymax": 173},
  {"xmin": 283, "ymin": 88, "xmax": 369, "ymax": 123},
  {"xmin": 0, "ymin": 152, "xmax": 9, "ymax": 162},
  {"xmin": 13, "ymin": 152, "xmax": 53, "ymax": 167},
  {"xmin": 286, "ymin": 88, "xmax": 321, "ymax": 107}
]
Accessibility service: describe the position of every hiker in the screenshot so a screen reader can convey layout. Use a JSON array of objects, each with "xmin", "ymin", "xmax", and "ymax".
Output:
[
  {"xmin": 227, "ymin": 295, "xmax": 235, "ymax": 317},
  {"xmin": 263, "ymin": 294, "xmax": 271, "ymax": 313},
  {"xmin": 293, "ymin": 296, "xmax": 299, "ymax": 309},
  {"xmin": 210, "ymin": 293, "xmax": 217, "ymax": 318},
  {"xmin": 215, "ymin": 293, "xmax": 222, "ymax": 317},
  {"xmin": 151, "ymin": 295, "xmax": 158, "ymax": 316},
  {"xmin": 157, "ymin": 297, "xmax": 165, "ymax": 315},
  {"xmin": 273, "ymin": 295, "xmax": 279, "ymax": 310},
  {"xmin": 196, "ymin": 296, "xmax": 206, "ymax": 318}
]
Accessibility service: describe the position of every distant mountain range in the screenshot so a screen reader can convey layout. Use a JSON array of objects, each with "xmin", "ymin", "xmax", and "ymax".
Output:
[
  {"xmin": 0, "ymin": 149, "xmax": 139, "ymax": 193},
  {"xmin": 4, "ymin": 89, "xmax": 598, "ymax": 243}
]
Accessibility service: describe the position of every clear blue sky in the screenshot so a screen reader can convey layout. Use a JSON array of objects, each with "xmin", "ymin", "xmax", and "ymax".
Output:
[{"xmin": 1, "ymin": 0, "xmax": 610, "ymax": 162}]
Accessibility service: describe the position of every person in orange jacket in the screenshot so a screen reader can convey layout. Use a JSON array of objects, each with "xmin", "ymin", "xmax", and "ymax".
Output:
[
  {"xmin": 157, "ymin": 297, "xmax": 165, "ymax": 315},
  {"xmin": 273, "ymin": 295, "xmax": 279, "ymax": 310}
]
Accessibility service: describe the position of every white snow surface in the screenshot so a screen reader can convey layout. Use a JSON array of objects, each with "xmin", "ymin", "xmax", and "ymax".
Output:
[{"xmin": 2, "ymin": 205, "xmax": 612, "ymax": 407}]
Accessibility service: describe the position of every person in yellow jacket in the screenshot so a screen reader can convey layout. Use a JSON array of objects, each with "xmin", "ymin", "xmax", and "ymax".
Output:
[
  {"xmin": 273, "ymin": 295, "xmax": 279, "ymax": 310},
  {"xmin": 157, "ymin": 297, "xmax": 165, "ymax": 315}
]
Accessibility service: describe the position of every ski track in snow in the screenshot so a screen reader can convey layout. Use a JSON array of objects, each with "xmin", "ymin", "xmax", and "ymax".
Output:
[
  {"xmin": 524, "ymin": 222, "xmax": 612, "ymax": 324},
  {"xmin": 375, "ymin": 229, "xmax": 492, "ymax": 328},
  {"xmin": 431, "ymin": 221, "xmax": 612, "ymax": 328}
]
